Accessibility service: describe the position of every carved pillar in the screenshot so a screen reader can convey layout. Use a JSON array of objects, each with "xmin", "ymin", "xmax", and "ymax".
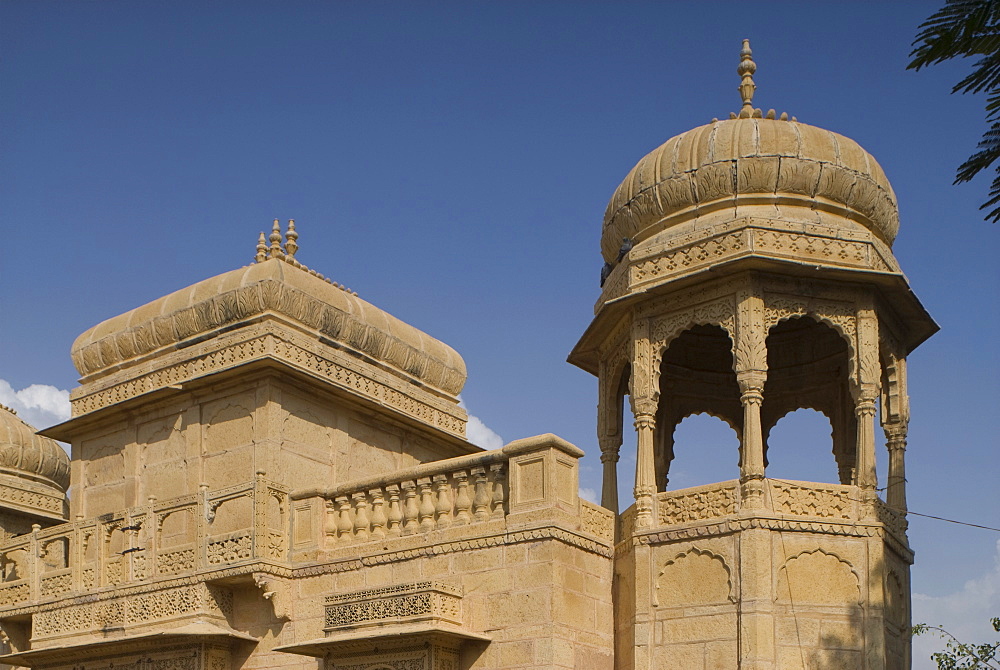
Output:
[
  {"xmin": 855, "ymin": 303, "xmax": 880, "ymax": 495},
  {"xmin": 631, "ymin": 405, "xmax": 657, "ymax": 527},
  {"xmin": 854, "ymin": 391, "xmax": 878, "ymax": 492},
  {"xmin": 599, "ymin": 436, "xmax": 621, "ymax": 513},
  {"xmin": 629, "ymin": 320, "xmax": 658, "ymax": 528},
  {"xmin": 735, "ymin": 289, "xmax": 767, "ymax": 509},
  {"xmin": 881, "ymin": 352, "xmax": 909, "ymax": 512},
  {"xmin": 884, "ymin": 422, "xmax": 908, "ymax": 511},
  {"xmin": 597, "ymin": 359, "xmax": 623, "ymax": 513}
]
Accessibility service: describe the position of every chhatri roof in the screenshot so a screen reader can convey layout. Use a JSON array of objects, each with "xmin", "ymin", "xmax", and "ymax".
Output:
[
  {"xmin": 71, "ymin": 221, "xmax": 467, "ymax": 399},
  {"xmin": 0, "ymin": 404, "xmax": 70, "ymax": 492},
  {"xmin": 602, "ymin": 40, "xmax": 898, "ymax": 263}
]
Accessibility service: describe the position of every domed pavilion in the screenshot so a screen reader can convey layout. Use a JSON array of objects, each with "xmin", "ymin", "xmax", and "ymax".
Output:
[{"xmin": 570, "ymin": 40, "xmax": 935, "ymax": 669}]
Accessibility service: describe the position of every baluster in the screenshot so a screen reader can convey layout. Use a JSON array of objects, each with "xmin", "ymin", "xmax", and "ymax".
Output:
[
  {"xmin": 453, "ymin": 471, "xmax": 472, "ymax": 525},
  {"xmin": 433, "ymin": 474, "xmax": 453, "ymax": 529},
  {"xmin": 352, "ymin": 493, "xmax": 370, "ymax": 541},
  {"xmin": 335, "ymin": 496, "xmax": 353, "ymax": 542},
  {"xmin": 401, "ymin": 481, "xmax": 419, "ymax": 536},
  {"xmin": 323, "ymin": 499, "xmax": 338, "ymax": 544},
  {"xmin": 386, "ymin": 485, "xmax": 402, "ymax": 537},
  {"xmin": 369, "ymin": 489, "xmax": 387, "ymax": 540},
  {"xmin": 490, "ymin": 463, "xmax": 506, "ymax": 518},
  {"xmin": 417, "ymin": 478, "xmax": 436, "ymax": 531},
  {"xmin": 471, "ymin": 467, "xmax": 490, "ymax": 522}
]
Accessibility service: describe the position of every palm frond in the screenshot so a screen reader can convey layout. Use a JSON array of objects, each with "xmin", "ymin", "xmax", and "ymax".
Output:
[
  {"xmin": 979, "ymin": 165, "xmax": 1000, "ymax": 222},
  {"xmin": 909, "ymin": 0, "xmax": 1000, "ymax": 69},
  {"xmin": 911, "ymin": 1, "xmax": 1000, "ymax": 220}
]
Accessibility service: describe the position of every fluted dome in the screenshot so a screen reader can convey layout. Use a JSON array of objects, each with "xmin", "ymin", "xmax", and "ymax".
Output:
[
  {"xmin": 71, "ymin": 256, "xmax": 467, "ymax": 398},
  {"xmin": 0, "ymin": 405, "xmax": 70, "ymax": 491},
  {"xmin": 602, "ymin": 116, "xmax": 898, "ymax": 263}
]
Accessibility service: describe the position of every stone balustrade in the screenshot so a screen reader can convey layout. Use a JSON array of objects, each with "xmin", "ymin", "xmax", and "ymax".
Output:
[
  {"xmin": 0, "ymin": 434, "xmax": 601, "ymax": 612},
  {"xmin": 290, "ymin": 452, "xmax": 509, "ymax": 551},
  {"xmin": 0, "ymin": 474, "xmax": 289, "ymax": 608},
  {"xmin": 288, "ymin": 433, "xmax": 591, "ymax": 553}
]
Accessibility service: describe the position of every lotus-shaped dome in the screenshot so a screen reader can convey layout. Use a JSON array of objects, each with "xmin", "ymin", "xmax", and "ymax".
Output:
[
  {"xmin": 0, "ymin": 405, "xmax": 70, "ymax": 491},
  {"xmin": 602, "ymin": 116, "xmax": 898, "ymax": 263},
  {"xmin": 601, "ymin": 41, "xmax": 898, "ymax": 264}
]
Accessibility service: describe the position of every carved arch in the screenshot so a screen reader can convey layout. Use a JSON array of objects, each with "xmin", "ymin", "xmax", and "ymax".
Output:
[
  {"xmin": 763, "ymin": 297, "xmax": 859, "ymax": 385},
  {"xmin": 762, "ymin": 404, "xmax": 834, "ymax": 446},
  {"xmin": 776, "ymin": 548, "xmax": 861, "ymax": 605},
  {"xmin": 654, "ymin": 547, "xmax": 735, "ymax": 607},
  {"xmin": 649, "ymin": 298, "xmax": 737, "ymax": 382}
]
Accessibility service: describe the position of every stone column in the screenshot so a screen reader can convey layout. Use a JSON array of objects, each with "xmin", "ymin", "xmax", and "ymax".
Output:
[
  {"xmin": 735, "ymin": 288, "xmax": 767, "ymax": 509},
  {"xmin": 629, "ymin": 321, "xmax": 658, "ymax": 528},
  {"xmin": 855, "ymin": 303, "xmax": 880, "ymax": 495},
  {"xmin": 596, "ymin": 361, "xmax": 623, "ymax": 513},
  {"xmin": 737, "ymin": 373, "xmax": 767, "ymax": 509},
  {"xmin": 599, "ymin": 435, "xmax": 621, "ymax": 513},
  {"xmin": 854, "ymin": 391, "xmax": 878, "ymax": 492},
  {"xmin": 631, "ymin": 401, "xmax": 657, "ymax": 528},
  {"xmin": 884, "ymin": 422, "xmax": 908, "ymax": 511}
]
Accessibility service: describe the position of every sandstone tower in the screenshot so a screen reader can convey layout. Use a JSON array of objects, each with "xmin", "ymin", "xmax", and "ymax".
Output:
[{"xmin": 570, "ymin": 40, "xmax": 936, "ymax": 668}]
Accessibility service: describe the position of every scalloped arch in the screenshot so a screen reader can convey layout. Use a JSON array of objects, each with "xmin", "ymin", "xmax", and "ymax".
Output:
[
  {"xmin": 654, "ymin": 546, "xmax": 734, "ymax": 607},
  {"xmin": 776, "ymin": 548, "xmax": 861, "ymax": 605}
]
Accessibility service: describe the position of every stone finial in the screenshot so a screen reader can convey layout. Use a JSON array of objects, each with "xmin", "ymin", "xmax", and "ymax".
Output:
[
  {"xmin": 255, "ymin": 232, "xmax": 267, "ymax": 263},
  {"xmin": 285, "ymin": 219, "xmax": 298, "ymax": 259},
  {"xmin": 269, "ymin": 219, "xmax": 284, "ymax": 259},
  {"xmin": 737, "ymin": 39, "xmax": 757, "ymax": 119}
]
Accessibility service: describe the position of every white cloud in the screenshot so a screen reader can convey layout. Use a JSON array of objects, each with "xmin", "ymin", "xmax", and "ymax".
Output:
[
  {"xmin": 457, "ymin": 396, "xmax": 504, "ymax": 451},
  {"xmin": 579, "ymin": 487, "xmax": 599, "ymax": 503},
  {"xmin": 0, "ymin": 379, "xmax": 72, "ymax": 431},
  {"xmin": 912, "ymin": 539, "xmax": 1000, "ymax": 670}
]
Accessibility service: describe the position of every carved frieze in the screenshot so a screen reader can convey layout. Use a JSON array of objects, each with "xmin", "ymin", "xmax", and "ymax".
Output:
[
  {"xmin": 33, "ymin": 583, "xmax": 231, "ymax": 638},
  {"xmin": 70, "ymin": 327, "xmax": 467, "ymax": 438},
  {"xmin": 770, "ymin": 480, "xmax": 853, "ymax": 520},
  {"xmin": 658, "ymin": 483, "xmax": 738, "ymax": 525},
  {"xmin": 324, "ymin": 581, "xmax": 462, "ymax": 631}
]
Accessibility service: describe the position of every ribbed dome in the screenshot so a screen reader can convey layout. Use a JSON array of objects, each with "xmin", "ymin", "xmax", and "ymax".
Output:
[
  {"xmin": 601, "ymin": 116, "xmax": 899, "ymax": 263},
  {"xmin": 71, "ymin": 257, "xmax": 467, "ymax": 398},
  {"xmin": 0, "ymin": 405, "xmax": 70, "ymax": 491}
]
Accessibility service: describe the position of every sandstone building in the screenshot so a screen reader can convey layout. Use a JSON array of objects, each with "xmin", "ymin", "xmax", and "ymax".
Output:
[{"xmin": 0, "ymin": 42, "xmax": 934, "ymax": 669}]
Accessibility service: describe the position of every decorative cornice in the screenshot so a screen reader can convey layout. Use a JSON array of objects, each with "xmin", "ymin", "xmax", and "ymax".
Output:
[{"xmin": 69, "ymin": 325, "xmax": 467, "ymax": 438}]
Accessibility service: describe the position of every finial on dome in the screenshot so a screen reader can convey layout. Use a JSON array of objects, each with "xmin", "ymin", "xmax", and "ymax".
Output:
[
  {"xmin": 737, "ymin": 39, "xmax": 757, "ymax": 119},
  {"xmin": 285, "ymin": 219, "xmax": 298, "ymax": 259},
  {"xmin": 255, "ymin": 232, "xmax": 267, "ymax": 263},
  {"xmin": 269, "ymin": 219, "xmax": 284, "ymax": 259}
]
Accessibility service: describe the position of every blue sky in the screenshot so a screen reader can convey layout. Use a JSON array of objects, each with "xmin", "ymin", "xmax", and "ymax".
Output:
[{"xmin": 1, "ymin": 2, "xmax": 998, "ymax": 663}]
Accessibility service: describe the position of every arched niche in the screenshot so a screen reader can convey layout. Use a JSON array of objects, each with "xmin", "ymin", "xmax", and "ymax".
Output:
[
  {"xmin": 654, "ymin": 324, "xmax": 741, "ymax": 490},
  {"xmin": 763, "ymin": 317, "xmax": 855, "ymax": 485}
]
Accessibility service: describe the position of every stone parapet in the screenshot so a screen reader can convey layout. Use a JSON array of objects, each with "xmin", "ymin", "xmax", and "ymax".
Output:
[{"xmin": 0, "ymin": 473, "xmax": 289, "ymax": 611}]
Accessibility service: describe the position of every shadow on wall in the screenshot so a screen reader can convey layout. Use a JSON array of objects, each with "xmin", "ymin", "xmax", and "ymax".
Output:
[{"xmin": 775, "ymin": 551, "xmax": 908, "ymax": 670}]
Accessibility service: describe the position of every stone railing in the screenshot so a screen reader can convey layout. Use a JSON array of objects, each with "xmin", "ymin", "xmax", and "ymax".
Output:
[
  {"xmin": 635, "ymin": 478, "xmax": 886, "ymax": 533},
  {"xmin": 289, "ymin": 433, "xmax": 591, "ymax": 554},
  {"xmin": 0, "ymin": 434, "xmax": 600, "ymax": 610},
  {"xmin": 768, "ymin": 478, "xmax": 857, "ymax": 521},
  {"xmin": 0, "ymin": 473, "xmax": 289, "ymax": 609},
  {"xmin": 657, "ymin": 480, "xmax": 739, "ymax": 526}
]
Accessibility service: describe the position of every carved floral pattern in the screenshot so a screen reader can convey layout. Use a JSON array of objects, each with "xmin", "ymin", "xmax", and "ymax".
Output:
[
  {"xmin": 771, "ymin": 481, "xmax": 852, "ymax": 520},
  {"xmin": 325, "ymin": 581, "xmax": 462, "ymax": 630},
  {"xmin": 658, "ymin": 484, "xmax": 737, "ymax": 524}
]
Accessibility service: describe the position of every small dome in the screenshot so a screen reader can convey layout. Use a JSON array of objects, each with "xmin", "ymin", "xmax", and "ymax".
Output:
[
  {"xmin": 602, "ymin": 117, "xmax": 898, "ymax": 263},
  {"xmin": 0, "ymin": 405, "xmax": 70, "ymax": 491}
]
